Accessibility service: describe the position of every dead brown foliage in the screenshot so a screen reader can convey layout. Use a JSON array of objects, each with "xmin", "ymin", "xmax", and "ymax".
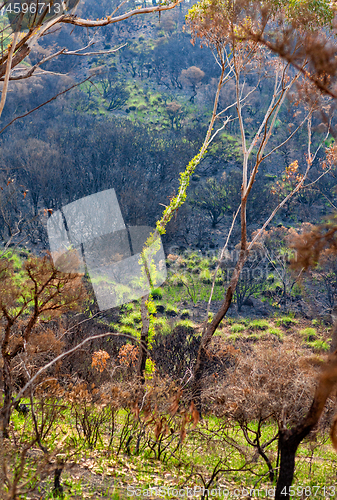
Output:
[
  {"xmin": 291, "ymin": 221, "xmax": 337, "ymax": 270},
  {"xmin": 204, "ymin": 340, "xmax": 335, "ymax": 429},
  {"xmin": 186, "ymin": 0, "xmax": 337, "ymax": 99}
]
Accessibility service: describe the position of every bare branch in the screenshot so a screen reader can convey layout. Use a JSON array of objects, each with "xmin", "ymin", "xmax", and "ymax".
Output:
[
  {"xmin": 63, "ymin": 43, "xmax": 127, "ymax": 57},
  {"xmin": 0, "ymin": 29, "xmax": 19, "ymax": 117},
  {"xmin": 61, "ymin": 1, "xmax": 182, "ymax": 28}
]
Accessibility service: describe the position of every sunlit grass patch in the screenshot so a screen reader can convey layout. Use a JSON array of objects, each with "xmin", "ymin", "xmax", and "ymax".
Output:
[
  {"xmin": 299, "ymin": 327, "xmax": 317, "ymax": 341},
  {"xmin": 248, "ymin": 319, "xmax": 269, "ymax": 331},
  {"xmin": 276, "ymin": 316, "xmax": 298, "ymax": 328},
  {"xmin": 151, "ymin": 288, "xmax": 163, "ymax": 300},
  {"xmin": 180, "ymin": 309, "xmax": 191, "ymax": 319},
  {"xmin": 306, "ymin": 339, "xmax": 329, "ymax": 352},
  {"xmin": 230, "ymin": 323, "xmax": 246, "ymax": 334},
  {"xmin": 268, "ymin": 327, "xmax": 284, "ymax": 340},
  {"xmin": 153, "ymin": 316, "xmax": 171, "ymax": 335}
]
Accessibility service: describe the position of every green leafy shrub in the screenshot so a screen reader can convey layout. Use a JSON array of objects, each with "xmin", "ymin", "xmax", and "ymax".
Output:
[
  {"xmin": 168, "ymin": 273, "xmax": 186, "ymax": 287},
  {"xmin": 145, "ymin": 358, "xmax": 156, "ymax": 378},
  {"xmin": 199, "ymin": 258, "xmax": 210, "ymax": 269},
  {"xmin": 187, "ymin": 252, "xmax": 201, "ymax": 265},
  {"xmin": 181, "ymin": 309, "xmax": 191, "ymax": 319},
  {"xmin": 300, "ymin": 327, "xmax": 317, "ymax": 341},
  {"xmin": 306, "ymin": 339, "xmax": 329, "ymax": 352},
  {"xmin": 151, "ymin": 288, "xmax": 163, "ymax": 300},
  {"xmin": 177, "ymin": 258, "xmax": 187, "ymax": 268},
  {"xmin": 249, "ymin": 319, "xmax": 269, "ymax": 331},
  {"xmin": 268, "ymin": 327, "xmax": 284, "ymax": 340},
  {"xmin": 276, "ymin": 316, "xmax": 298, "ymax": 328},
  {"xmin": 200, "ymin": 268, "xmax": 212, "ymax": 284},
  {"xmin": 121, "ymin": 302, "xmax": 134, "ymax": 312},
  {"xmin": 215, "ymin": 270, "xmax": 224, "ymax": 284},
  {"xmin": 191, "ymin": 266, "xmax": 201, "ymax": 274},
  {"xmin": 230, "ymin": 324, "xmax": 245, "ymax": 333}
]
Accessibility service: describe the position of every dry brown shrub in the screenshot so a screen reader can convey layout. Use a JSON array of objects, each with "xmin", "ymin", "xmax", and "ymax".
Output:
[
  {"xmin": 35, "ymin": 378, "xmax": 64, "ymax": 399},
  {"xmin": 66, "ymin": 381, "xmax": 92, "ymax": 405},
  {"xmin": 91, "ymin": 349, "xmax": 110, "ymax": 373},
  {"xmin": 291, "ymin": 225, "xmax": 337, "ymax": 270},
  {"xmin": 118, "ymin": 344, "xmax": 139, "ymax": 368},
  {"xmin": 203, "ymin": 340, "xmax": 335, "ymax": 428},
  {"xmin": 98, "ymin": 374, "xmax": 181, "ymax": 413}
]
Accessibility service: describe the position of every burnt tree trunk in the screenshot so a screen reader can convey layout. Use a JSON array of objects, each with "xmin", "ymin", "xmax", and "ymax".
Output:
[
  {"xmin": 53, "ymin": 464, "xmax": 64, "ymax": 497},
  {"xmin": 275, "ymin": 431, "xmax": 308, "ymax": 499},
  {"xmin": 275, "ymin": 350, "xmax": 337, "ymax": 499}
]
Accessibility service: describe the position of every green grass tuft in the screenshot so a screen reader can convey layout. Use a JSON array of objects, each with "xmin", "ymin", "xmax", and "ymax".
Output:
[
  {"xmin": 119, "ymin": 325, "xmax": 139, "ymax": 337},
  {"xmin": 181, "ymin": 309, "xmax": 191, "ymax": 319},
  {"xmin": 166, "ymin": 304, "xmax": 179, "ymax": 313},
  {"xmin": 151, "ymin": 288, "xmax": 163, "ymax": 300},
  {"xmin": 248, "ymin": 319, "xmax": 269, "ymax": 331},
  {"xmin": 306, "ymin": 339, "xmax": 329, "ymax": 352},
  {"xmin": 268, "ymin": 327, "xmax": 284, "ymax": 340},
  {"xmin": 200, "ymin": 268, "xmax": 212, "ymax": 284},
  {"xmin": 227, "ymin": 333, "xmax": 239, "ymax": 342},
  {"xmin": 208, "ymin": 311, "xmax": 214, "ymax": 322},
  {"xmin": 153, "ymin": 317, "xmax": 171, "ymax": 335},
  {"xmin": 248, "ymin": 332, "xmax": 266, "ymax": 341},
  {"xmin": 230, "ymin": 324, "xmax": 246, "ymax": 333},
  {"xmin": 300, "ymin": 327, "xmax": 317, "ymax": 341},
  {"xmin": 174, "ymin": 319, "xmax": 195, "ymax": 331},
  {"xmin": 276, "ymin": 316, "xmax": 298, "ymax": 328}
]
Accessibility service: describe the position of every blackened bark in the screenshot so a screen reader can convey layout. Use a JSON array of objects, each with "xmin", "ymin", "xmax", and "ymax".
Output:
[
  {"xmin": 275, "ymin": 351, "xmax": 337, "ymax": 498},
  {"xmin": 53, "ymin": 466, "xmax": 64, "ymax": 497},
  {"xmin": 275, "ymin": 433, "xmax": 300, "ymax": 500}
]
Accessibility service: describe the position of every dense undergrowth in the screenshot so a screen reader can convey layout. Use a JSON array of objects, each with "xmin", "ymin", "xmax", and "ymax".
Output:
[
  {"xmin": 2, "ymin": 248, "xmax": 337, "ymax": 499},
  {"xmin": 5, "ymin": 335, "xmax": 337, "ymax": 499}
]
